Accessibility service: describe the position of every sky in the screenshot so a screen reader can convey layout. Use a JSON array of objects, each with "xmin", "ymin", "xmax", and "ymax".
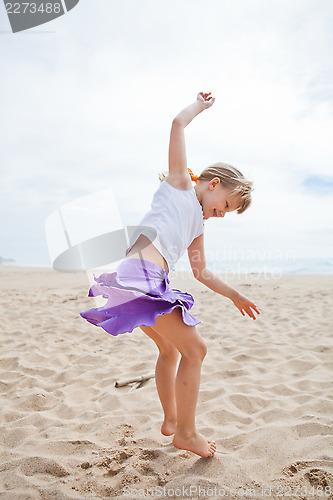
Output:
[{"xmin": 1, "ymin": 0, "xmax": 333, "ymax": 272}]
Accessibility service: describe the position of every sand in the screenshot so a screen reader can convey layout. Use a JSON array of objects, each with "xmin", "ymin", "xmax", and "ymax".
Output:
[{"xmin": 0, "ymin": 265, "xmax": 332, "ymax": 499}]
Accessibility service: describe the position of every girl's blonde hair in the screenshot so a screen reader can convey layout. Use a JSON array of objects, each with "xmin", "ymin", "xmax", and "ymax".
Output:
[{"xmin": 159, "ymin": 162, "xmax": 253, "ymax": 214}]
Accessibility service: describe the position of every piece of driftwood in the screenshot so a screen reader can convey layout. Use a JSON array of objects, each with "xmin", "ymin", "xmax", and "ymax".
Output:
[
  {"xmin": 128, "ymin": 380, "xmax": 145, "ymax": 392},
  {"xmin": 114, "ymin": 371, "xmax": 155, "ymax": 388}
]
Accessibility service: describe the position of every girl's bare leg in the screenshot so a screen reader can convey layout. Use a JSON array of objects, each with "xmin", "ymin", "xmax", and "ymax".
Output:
[
  {"xmin": 140, "ymin": 325, "xmax": 179, "ymax": 435},
  {"xmin": 143, "ymin": 309, "xmax": 216, "ymax": 458}
]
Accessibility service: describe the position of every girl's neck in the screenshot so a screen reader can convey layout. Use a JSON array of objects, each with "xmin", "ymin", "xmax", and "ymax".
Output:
[{"xmin": 194, "ymin": 184, "xmax": 203, "ymax": 206}]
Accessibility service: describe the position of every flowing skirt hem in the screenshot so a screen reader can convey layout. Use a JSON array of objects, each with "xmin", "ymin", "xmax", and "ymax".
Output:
[
  {"xmin": 80, "ymin": 301, "xmax": 200, "ymax": 337},
  {"xmin": 79, "ymin": 259, "xmax": 201, "ymax": 337}
]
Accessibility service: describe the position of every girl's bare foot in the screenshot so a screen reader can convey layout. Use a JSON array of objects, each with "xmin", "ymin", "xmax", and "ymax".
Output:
[
  {"xmin": 172, "ymin": 431, "xmax": 216, "ymax": 458},
  {"xmin": 161, "ymin": 418, "xmax": 177, "ymax": 436}
]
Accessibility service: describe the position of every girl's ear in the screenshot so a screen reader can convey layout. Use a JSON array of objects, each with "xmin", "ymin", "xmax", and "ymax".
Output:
[{"xmin": 209, "ymin": 177, "xmax": 220, "ymax": 189}]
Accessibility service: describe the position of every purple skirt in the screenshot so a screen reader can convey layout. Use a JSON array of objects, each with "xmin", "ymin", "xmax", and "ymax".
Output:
[{"xmin": 79, "ymin": 258, "xmax": 201, "ymax": 336}]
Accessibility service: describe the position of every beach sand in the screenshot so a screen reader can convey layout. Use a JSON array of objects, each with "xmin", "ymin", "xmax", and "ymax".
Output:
[{"xmin": 0, "ymin": 265, "xmax": 332, "ymax": 499}]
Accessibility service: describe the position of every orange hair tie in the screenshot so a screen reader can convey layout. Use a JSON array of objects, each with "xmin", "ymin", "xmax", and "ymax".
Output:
[{"xmin": 188, "ymin": 168, "xmax": 199, "ymax": 184}]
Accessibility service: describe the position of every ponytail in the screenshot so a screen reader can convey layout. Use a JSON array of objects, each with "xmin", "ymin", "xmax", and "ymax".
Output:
[
  {"xmin": 158, "ymin": 168, "xmax": 199, "ymax": 183},
  {"xmin": 187, "ymin": 168, "xmax": 198, "ymax": 184}
]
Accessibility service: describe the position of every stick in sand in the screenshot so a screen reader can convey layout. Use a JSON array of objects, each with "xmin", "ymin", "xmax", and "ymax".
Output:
[{"xmin": 114, "ymin": 371, "xmax": 155, "ymax": 388}]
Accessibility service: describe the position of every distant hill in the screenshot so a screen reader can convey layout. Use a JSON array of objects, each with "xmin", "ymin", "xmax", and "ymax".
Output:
[{"xmin": 0, "ymin": 256, "xmax": 16, "ymax": 264}]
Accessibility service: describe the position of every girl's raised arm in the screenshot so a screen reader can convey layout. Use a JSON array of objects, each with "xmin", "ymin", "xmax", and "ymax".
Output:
[{"xmin": 168, "ymin": 92, "xmax": 215, "ymax": 179}]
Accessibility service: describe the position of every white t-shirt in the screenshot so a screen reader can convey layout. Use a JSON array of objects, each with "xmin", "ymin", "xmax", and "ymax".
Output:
[{"xmin": 125, "ymin": 180, "xmax": 205, "ymax": 271}]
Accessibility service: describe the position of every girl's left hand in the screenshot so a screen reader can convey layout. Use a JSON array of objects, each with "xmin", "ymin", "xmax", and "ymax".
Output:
[{"xmin": 232, "ymin": 293, "xmax": 260, "ymax": 320}]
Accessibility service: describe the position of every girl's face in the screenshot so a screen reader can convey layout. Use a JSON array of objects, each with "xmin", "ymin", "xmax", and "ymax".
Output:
[{"xmin": 200, "ymin": 178, "xmax": 241, "ymax": 220}]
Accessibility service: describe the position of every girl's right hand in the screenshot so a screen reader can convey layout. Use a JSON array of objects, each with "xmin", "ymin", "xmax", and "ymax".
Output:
[{"xmin": 197, "ymin": 92, "xmax": 215, "ymax": 108}]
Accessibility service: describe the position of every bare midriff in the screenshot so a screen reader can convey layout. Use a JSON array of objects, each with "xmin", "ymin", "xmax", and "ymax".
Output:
[{"xmin": 125, "ymin": 234, "xmax": 169, "ymax": 273}]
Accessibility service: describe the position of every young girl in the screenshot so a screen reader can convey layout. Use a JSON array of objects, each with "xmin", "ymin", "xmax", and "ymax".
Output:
[{"xmin": 80, "ymin": 92, "xmax": 260, "ymax": 458}]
